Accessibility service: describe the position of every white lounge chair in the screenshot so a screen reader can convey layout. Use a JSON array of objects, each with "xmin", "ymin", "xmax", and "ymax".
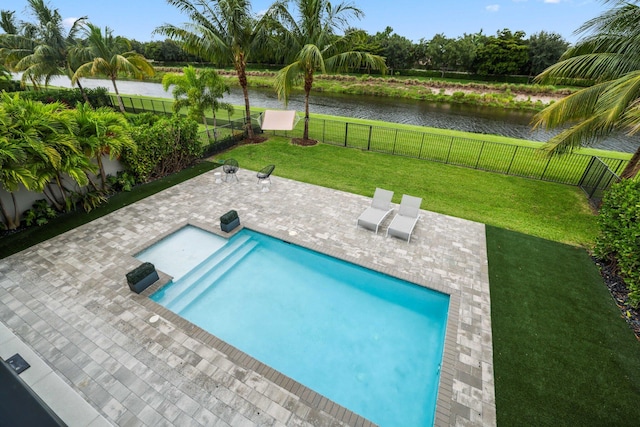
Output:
[
  {"xmin": 386, "ymin": 194, "xmax": 422, "ymax": 242},
  {"xmin": 356, "ymin": 188, "xmax": 394, "ymax": 233}
]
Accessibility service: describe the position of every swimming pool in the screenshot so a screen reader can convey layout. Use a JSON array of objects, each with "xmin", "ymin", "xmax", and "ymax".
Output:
[{"xmin": 147, "ymin": 227, "xmax": 449, "ymax": 427}]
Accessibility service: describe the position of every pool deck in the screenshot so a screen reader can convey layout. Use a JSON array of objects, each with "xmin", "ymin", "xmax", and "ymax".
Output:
[{"xmin": 0, "ymin": 167, "xmax": 495, "ymax": 426}]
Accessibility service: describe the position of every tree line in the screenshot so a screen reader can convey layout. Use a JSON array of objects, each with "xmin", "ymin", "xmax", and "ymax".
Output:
[{"xmin": 114, "ymin": 27, "xmax": 569, "ymax": 79}]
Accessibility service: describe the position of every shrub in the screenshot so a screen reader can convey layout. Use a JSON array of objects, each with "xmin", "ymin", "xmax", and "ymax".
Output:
[
  {"xmin": 19, "ymin": 87, "xmax": 112, "ymax": 108},
  {"xmin": 220, "ymin": 210, "xmax": 238, "ymax": 225},
  {"xmin": 126, "ymin": 262, "xmax": 156, "ymax": 285},
  {"xmin": 72, "ymin": 189, "xmax": 107, "ymax": 213},
  {"xmin": 23, "ymin": 199, "xmax": 57, "ymax": 227},
  {"xmin": 122, "ymin": 114, "xmax": 202, "ymax": 182},
  {"xmin": 107, "ymin": 171, "xmax": 137, "ymax": 192},
  {"xmin": 594, "ymin": 179, "xmax": 640, "ymax": 307}
]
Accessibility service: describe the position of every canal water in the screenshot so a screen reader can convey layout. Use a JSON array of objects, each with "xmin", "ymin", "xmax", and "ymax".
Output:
[{"xmin": 18, "ymin": 75, "xmax": 637, "ymax": 153}]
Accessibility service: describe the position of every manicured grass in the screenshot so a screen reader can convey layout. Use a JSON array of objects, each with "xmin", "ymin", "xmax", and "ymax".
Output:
[
  {"xmin": 487, "ymin": 226, "xmax": 640, "ymax": 426},
  {"xmin": 114, "ymin": 94, "xmax": 632, "ymax": 161},
  {"xmin": 0, "ymin": 161, "xmax": 218, "ymax": 259},
  {"xmin": 220, "ymin": 137, "xmax": 598, "ymax": 246}
]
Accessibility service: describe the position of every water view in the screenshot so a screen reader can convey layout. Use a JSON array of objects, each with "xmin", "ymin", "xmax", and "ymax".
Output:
[{"xmin": 16, "ymin": 74, "xmax": 636, "ymax": 153}]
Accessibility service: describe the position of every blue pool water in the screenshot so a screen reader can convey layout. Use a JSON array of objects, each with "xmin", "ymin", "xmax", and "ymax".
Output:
[{"xmin": 149, "ymin": 228, "xmax": 449, "ymax": 427}]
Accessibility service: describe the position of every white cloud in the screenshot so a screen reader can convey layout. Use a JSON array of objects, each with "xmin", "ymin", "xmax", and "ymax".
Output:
[
  {"xmin": 544, "ymin": 0, "xmax": 561, "ymax": 3},
  {"xmin": 486, "ymin": 4, "xmax": 500, "ymax": 12},
  {"xmin": 63, "ymin": 17, "xmax": 79, "ymax": 28}
]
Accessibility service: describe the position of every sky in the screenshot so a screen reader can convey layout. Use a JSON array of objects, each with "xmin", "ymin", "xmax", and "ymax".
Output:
[{"xmin": 7, "ymin": 0, "xmax": 610, "ymax": 44}]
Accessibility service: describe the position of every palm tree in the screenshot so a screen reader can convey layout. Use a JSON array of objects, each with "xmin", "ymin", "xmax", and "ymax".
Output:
[
  {"xmin": 73, "ymin": 102, "xmax": 135, "ymax": 190},
  {"xmin": 73, "ymin": 23, "xmax": 155, "ymax": 113},
  {"xmin": 155, "ymin": 0, "xmax": 257, "ymax": 139},
  {"xmin": 0, "ymin": 0, "xmax": 86, "ymax": 89},
  {"xmin": 0, "ymin": 10, "xmax": 19, "ymax": 35},
  {"xmin": 0, "ymin": 93, "xmax": 83, "ymax": 227},
  {"xmin": 162, "ymin": 65, "xmax": 233, "ymax": 140},
  {"xmin": 0, "ymin": 127, "xmax": 34, "ymax": 230},
  {"xmin": 261, "ymin": 0, "xmax": 387, "ymax": 142},
  {"xmin": 0, "ymin": 9, "xmax": 38, "ymax": 87},
  {"xmin": 533, "ymin": 0, "xmax": 640, "ymax": 179}
]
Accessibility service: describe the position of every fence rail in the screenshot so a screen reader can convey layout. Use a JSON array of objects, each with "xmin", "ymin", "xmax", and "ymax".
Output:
[
  {"xmin": 113, "ymin": 94, "xmax": 252, "ymax": 150},
  {"xmin": 270, "ymin": 118, "xmax": 628, "ymax": 186},
  {"xmin": 579, "ymin": 157, "xmax": 621, "ymax": 207},
  {"xmin": 113, "ymin": 94, "xmax": 629, "ymax": 189}
]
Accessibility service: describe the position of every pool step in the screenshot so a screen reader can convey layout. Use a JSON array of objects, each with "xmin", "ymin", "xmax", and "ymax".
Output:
[
  {"xmin": 154, "ymin": 233, "xmax": 252, "ymax": 306},
  {"xmin": 164, "ymin": 235, "xmax": 259, "ymax": 312}
]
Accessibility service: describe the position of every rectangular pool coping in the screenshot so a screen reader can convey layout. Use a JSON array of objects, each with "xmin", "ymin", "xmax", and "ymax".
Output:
[{"xmin": 135, "ymin": 221, "xmax": 461, "ymax": 427}]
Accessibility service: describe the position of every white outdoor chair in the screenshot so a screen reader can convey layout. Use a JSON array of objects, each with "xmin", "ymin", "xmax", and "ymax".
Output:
[
  {"xmin": 386, "ymin": 194, "xmax": 422, "ymax": 242},
  {"xmin": 356, "ymin": 188, "xmax": 394, "ymax": 233}
]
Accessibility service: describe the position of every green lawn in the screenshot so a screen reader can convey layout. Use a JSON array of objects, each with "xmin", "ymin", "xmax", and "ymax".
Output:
[
  {"xmin": 220, "ymin": 137, "xmax": 598, "ymax": 246},
  {"xmin": 487, "ymin": 226, "xmax": 640, "ymax": 425},
  {"xmin": 116, "ymin": 93, "xmax": 632, "ymax": 161}
]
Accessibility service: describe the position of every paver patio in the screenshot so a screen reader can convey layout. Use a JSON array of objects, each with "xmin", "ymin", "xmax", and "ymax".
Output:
[{"xmin": 0, "ymin": 167, "xmax": 495, "ymax": 426}]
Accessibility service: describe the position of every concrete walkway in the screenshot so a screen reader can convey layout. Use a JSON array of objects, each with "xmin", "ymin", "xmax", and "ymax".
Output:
[{"xmin": 0, "ymin": 168, "xmax": 495, "ymax": 426}]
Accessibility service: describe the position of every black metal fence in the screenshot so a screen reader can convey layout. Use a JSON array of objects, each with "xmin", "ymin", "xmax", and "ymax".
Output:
[
  {"xmin": 113, "ymin": 94, "xmax": 255, "ymax": 152},
  {"xmin": 269, "ymin": 118, "xmax": 628, "ymax": 186},
  {"xmin": 113, "ymin": 94, "xmax": 629, "ymax": 190},
  {"xmin": 578, "ymin": 157, "xmax": 621, "ymax": 207}
]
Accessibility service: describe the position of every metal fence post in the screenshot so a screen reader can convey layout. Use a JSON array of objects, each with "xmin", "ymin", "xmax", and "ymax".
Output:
[
  {"xmin": 393, "ymin": 129, "xmax": 398, "ymax": 155},
  {"xmin": 540, "ymin": 155, "xmax": 552, "ymax": 180},
  {"xmin": 577, "ymin": 156, "xmax": 596, "ymax": 188},
  {"xmin": 446, "ymin": 137, "xmax": 454, "ymax": 164},
  {"xmin": 344, "ymin": 123, "xmax": 348, "ymax": 147},
  {"xmin": 590, "ymin": 163, "xmax": 610, "ymax": 199},
  {"xmin": 506, "ymin": 146, "xmax": 518, "ymax": 175},
  {"xmin": 418, "ymin": 133, "xmax": 425, "ymax": 159},
  {"xmin": 475, "ymin": 141, "xmax": 485, "ymax": 169},
  {"xmin": 367, "ymin": 125, "xmax": 372, "ymax": 151},
  {"xmin": 320, "ymin": 119, "xmax": 324, "ymax": 142}
]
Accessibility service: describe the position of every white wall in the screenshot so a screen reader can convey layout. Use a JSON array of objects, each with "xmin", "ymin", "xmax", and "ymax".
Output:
[{"xmin": 0, "ymin": 156, "xmax": 124, "ymax": 227}]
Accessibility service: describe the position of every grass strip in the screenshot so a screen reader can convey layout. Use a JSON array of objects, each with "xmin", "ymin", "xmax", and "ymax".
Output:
[
  {"xmin": 221, "ymin": 137, "xmax": 597, "ymax": 246},
  {"xmin": 0, "ymin": 161, "xmax": 218, "ymax": 260},
  {"xmin": 487, "ymin": 225, "xmax": 640, "ymax": 426}
]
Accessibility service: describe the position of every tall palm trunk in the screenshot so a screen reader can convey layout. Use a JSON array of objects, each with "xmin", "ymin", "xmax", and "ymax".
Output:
[
  {"xmin": 212, "ymin": 109, "xmax": 218, "ymax": 140},
  {"xmin": 76, "ymin": 80, "xmax": 91, "ymax": 105},
  {"xmin": 96, "ymin": 154, "xmax": 107, "ymax": 190},
  {"xmin": 620, "ymin": 145, "xmax": 640, "ymax": 179},
  {"xmin": 43, "ymin": 186, "xmax": 64, "ymax": 211},
  {"xmin": 111, "ymin": 76, "xmax": 126, "ymax": 113},
  {"xmin": 236, "ymin": 63, "xmax": 254, "ymax": 139},
  {"xmin": 303, "ymin": 72, "xmax": 314, "ymax": 141},
  {"xmin": 0, "ymin": 194, "xmax": 19, "ymax": 230},
  {"xmin": 203, "ymin": 114, "xmax": 212, "ymax": 140}
]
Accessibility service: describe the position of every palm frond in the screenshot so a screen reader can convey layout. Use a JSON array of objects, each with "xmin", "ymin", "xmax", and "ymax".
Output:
[
  {"xmin": 598, "ymin": 70, "xmax": 640, "ymax": 128},
  {"xmin": 542, "ymin": 113, "xmax": 617, "ymax": 154},
  {"xmin": 532, "ymin": 81, "xmax": 610, "ymax": 129},
  {"xmin": 325, "ymin": 51, "xmax": 386, "ymax": 74},
  {"xmin": 274, "ymin": 61, "xmax": 302, "ymax": 106}
]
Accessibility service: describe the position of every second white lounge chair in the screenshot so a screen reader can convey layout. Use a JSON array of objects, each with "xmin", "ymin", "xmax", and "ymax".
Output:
[
  {"xmin": 387, "ymin": 194, "xmax": 422, "ymax": 242},
  {"xmin": 356, "ymin": 188, "xmax": 394, "ymax": 233}
]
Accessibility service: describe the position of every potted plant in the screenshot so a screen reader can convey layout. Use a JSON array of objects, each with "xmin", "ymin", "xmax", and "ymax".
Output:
[
  {"xmin": 126, "ymin": 262, "xmax": 159, "ymax": 293},
  {"xmin": 220, "ymin": 210, "xmax": 240, "ymax": 233}
]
